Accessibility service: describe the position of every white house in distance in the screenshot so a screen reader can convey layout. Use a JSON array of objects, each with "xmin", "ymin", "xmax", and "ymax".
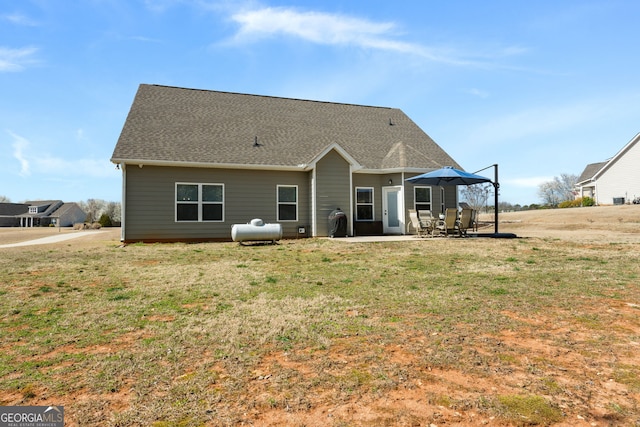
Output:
[{"xmin": 575, "ymin": 132, "xmax": 640, "ymax": 205}]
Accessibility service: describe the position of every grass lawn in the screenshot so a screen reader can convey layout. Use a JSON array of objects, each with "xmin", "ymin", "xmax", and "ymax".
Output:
[{"xmin": 1, "ymin": 220, "xmax": 639, "ymax": 426}]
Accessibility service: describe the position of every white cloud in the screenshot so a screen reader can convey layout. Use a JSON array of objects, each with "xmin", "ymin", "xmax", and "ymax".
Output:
[
  {"xmin": 2, "ymin": 13, "xmax": 38, "ymax": 26},
  {"xmin": 0, "ymin": 46, "xmax": 39, "ymax": 72},
  {"xmin": 225, "ymin": 7, "xmax": 521, "ymax": 67},
  {"xmin": 231, "ymin": 7, "xmax": 395, "ymax": 44},
  {"xmin": 10, "ymin": 131, "xmax": 31, "ymax": 176},
  {"xmin": 7, "ymin": 131, "xmax": 114, "ymax": 179}
]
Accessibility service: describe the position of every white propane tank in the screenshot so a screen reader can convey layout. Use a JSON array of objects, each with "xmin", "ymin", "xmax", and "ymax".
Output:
[{"xmin": 231, "ymin": 219, "xmax": 283, "ymax": 243}]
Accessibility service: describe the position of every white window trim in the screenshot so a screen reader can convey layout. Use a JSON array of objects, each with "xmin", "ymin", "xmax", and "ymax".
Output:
[
  {"xmin": 277, "ymin": 184, "xmax": 298, "ymax": 222},
  {"xmin": 355, "ymin": 187, "xmax": 375, "ymax": 221},
  {"xmin": 414, "ymin": 186, "xmax": 432, "ymax": 211},
  {"xmin": 175, "ymin": 182, "xmax": 225, "ymax": 222}
]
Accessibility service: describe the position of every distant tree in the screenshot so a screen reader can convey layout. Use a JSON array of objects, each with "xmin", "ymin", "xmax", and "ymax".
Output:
[
  {"xmin": 80, "ymin": 199, "xmax": 102, "ymax": 223},
  {"xmin": 537, "ymin": 174, "xmax": 578, "ymax": 207},
  {"xmin": 104, "ymin": 201, "xmax": 121, "ymax": 223},
  {"xmin": 498, "ymin": 201, "xmax": 522, "ymax": 212},
  {"xmin": 78, "ymin": 199, "xmax": 121, "ymax": 223},
  {"xmin": 0, "ymin": 195, "xmax": 10, "ymax": 203},
  {"xmin": 555, "ymin": 173, "xmax": 579, "ymax": 200},
  {"xmin": 460, "ymin": 183, "xmax": 493, "ymax": 213},
  {"xmin": 537, "ymin": 181, "xmax": 561, "ymax": 207},
  {"xmin": 98, "ymin": 213, "xmax": 113, "ymax": 227}
]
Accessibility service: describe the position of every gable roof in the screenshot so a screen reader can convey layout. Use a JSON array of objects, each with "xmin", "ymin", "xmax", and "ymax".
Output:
[
  {"xmin": 50, "ymin": 202, "xmax": 83, "ymax": 218},
  {"xmin": 111, "ymin": 84, "xmax": 460, "ymax": 172},
  {"xmin": 577, "ymin": 161, "xmax": 607, "ymax": 184},
  {"xmin": 24, "ymin": 200, "xmax": 63, "ymax": 216},
  {"xmin": 576, "ymin": 132, "xmax": 640, "ymax": 185}
]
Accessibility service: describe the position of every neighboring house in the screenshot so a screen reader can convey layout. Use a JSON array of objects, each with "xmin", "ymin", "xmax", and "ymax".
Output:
[
  {"xmin": 111, "ymin": 84, "xmax": 462, "ymax": 242},
  {"xmin": 0, "ymin": 203, "xmax": 29, "ymax": 227},
  {"xmin": 575, "ymin": 132, "xmax": 640, "ymax": 205},
  {"xmin": 0, "ymin": 201, "xmax": 87, "ymax": 227}
]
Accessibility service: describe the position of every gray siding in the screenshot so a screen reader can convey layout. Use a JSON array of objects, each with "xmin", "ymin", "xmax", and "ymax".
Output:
[
  {"xmin": 352, "ymin": 174, "xmax": 383, "ymax": 222},
  {"xmin": 314, "ymin": 149, "xmax": 352, "ymax": 236},
  {"xmin": 123, "ymin": 165, "xmax": 310, "ymax": 242},
  {"xmin": 443, "ymin": 186, "xmax": 458, "ymax": 210},
  {"xmin": 405, "ymin": 174, "xmax": 459, "ymax": 215},
  {"xmin": 352, "ymin": 173, "xmax": 402, "ymax": 221}
]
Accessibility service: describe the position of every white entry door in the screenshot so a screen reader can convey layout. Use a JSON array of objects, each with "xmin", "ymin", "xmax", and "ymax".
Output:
[{"xmin": 382, "ymin": 186, "xmax": 403, "ymax": 234}]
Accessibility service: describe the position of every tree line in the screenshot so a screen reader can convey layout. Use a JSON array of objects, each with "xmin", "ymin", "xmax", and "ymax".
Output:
[
  {"xmin": 78, "ymin": 199, "xmax": 121, "ymax": 225},
  {"xmin": 460, "ymin": 173, "xmax": 587, "ymax": 212}
]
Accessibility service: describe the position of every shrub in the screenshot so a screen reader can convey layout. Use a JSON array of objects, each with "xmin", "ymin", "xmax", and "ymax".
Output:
[
  {"xmin": 559, "ymin": 198, "xmax": 593, "ymax": 208},
  {"xmin": 582, "ymin": 196, "xmax": 595, "ymax": 206},
  {"xmin": 98, "ymin": 213, "xmax": 113, "ymax": 227}
]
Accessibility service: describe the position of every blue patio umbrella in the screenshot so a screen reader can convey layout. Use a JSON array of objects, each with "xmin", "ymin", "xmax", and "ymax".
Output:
[
  {"xmin": 405, "ymin": 165, "xmax": 514, "ymax": 238},
  {"xmin": 405, "ymin": 166, "xmax": 492, "ymax": 186}
]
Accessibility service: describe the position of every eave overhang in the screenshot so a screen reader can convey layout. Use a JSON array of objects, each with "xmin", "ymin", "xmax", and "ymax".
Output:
[{"xmin": 110, "ymin": 158, "xmax": 309, "ymax": 172}]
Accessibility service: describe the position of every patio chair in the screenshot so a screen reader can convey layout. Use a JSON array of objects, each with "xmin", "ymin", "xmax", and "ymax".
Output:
[
  {"xmin": 418, "ymin": 210, "xmax": 433, "ymax": 222},
  {"xmin": 434, "ymin": 208, "xmax": 458, "ymax": 237},
  {"xmin": 456, "ymin": 208, "xmax": 474, "ymax": 236},
  {"xmin": 408, "ymin": 210, "xmax": 433, "ymax": 237}
]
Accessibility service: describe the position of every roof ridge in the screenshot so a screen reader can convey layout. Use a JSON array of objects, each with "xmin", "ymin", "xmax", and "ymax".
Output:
[{"xmin": 146, "ymin": 84, "xmax": 394, "ymax": 111}]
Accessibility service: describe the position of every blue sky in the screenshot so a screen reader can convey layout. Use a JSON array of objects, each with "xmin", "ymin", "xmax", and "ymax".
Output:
[{"xmin": 2, "ymin": 0, "xmax": 639, "ymax": 206}]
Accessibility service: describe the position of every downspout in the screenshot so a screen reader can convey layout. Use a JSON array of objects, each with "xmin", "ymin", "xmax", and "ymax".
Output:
[
  {"xmin": 120, "ymin": 164, "xmax": 126, "ymax": 242},
  {"xmin": 349, "ymin": 166, "xmax": 354, "ymax": 236},
  {"xmin": 311, "ymin": 167, "xmax": 317, "ymax": 237},
  {"xmin": 401, "ymin": 171, "xmax": 406, "ymax": 234}
]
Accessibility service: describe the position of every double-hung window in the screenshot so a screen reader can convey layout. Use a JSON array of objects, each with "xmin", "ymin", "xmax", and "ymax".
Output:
[
  {"xmin": 277, "ymin": 185, "xmax": 297, "ymax": 221},
  {"xmin": 176, "ymin": 183, "xmax": 224, "ymax": 222},
  {"xmin": 355, "ymin": 187, "xmax": 374, "ymax": 221},
  {"xmin": 414, "ymin": 187, "xmax": 432, "ymax": 212}
]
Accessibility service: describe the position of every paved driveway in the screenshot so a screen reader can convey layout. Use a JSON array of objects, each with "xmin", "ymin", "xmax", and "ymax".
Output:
[{"xmin": 0, "ymin": 230, "xmax": 110, "ymax": 248}]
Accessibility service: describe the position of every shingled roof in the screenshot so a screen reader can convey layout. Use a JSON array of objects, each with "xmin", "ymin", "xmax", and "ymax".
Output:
[
  {"xmin": 577, "ymin": 161, "xmax": 607, "ymax": 184},
  {"xmin": 111, "ymin": 84, "xmax": 460, "ymax": 171}
]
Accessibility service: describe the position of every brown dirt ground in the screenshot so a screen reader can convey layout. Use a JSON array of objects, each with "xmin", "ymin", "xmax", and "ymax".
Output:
[{"xmin": 1, "ymin": 205, "xmax": 639, "ymax": 426}]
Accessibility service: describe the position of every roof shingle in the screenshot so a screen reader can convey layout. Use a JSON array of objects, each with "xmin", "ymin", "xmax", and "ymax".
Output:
[{"xmin": 111, "ymin": 84, "xmax": 460, "ymax": 171}]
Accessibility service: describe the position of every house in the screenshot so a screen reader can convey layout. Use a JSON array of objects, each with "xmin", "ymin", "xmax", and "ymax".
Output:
[
  {"xmin": 0, "ymin": 203, "xmax": 29, "ymax": 227},
  {"xmin": 110, "ymin": 84, "xmax": 462, "ymax": 242},
  {"xmin": 576, "ymin": 132, "xmax": 640, "ymax": 205},
  {"xmin": 0, "ymin": 201, "xmax": 87, "ymax": 227}
]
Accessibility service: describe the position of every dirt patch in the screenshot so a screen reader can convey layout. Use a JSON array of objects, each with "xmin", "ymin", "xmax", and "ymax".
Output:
[{"xmin": 2, "ymin": 206, "xmax": 640, "ymax": 425}]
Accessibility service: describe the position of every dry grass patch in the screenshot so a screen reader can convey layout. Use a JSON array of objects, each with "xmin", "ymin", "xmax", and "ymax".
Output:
[{"xmin": 1, "ymin": 209, "xmax": 640, "ymax": 425}]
